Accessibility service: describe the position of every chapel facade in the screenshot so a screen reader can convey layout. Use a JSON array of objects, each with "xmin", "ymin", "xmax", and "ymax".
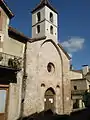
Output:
[
  {"xmin": 0, "ymin": 0, "xmax": 85, "ymax": 120},
  {"xmin": 23, "ymin": 0, "xmax": 71, "ymax": 116}
]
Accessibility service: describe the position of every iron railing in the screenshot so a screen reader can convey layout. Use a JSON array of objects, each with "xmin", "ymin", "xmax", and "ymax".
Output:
[{"xmin": 0, "ymin": 52, "xmax": 22, "ymax": 70}]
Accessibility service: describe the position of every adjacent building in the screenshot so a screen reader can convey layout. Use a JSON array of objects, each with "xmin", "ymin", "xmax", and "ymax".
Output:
[{"xmin": 71, "ymin": 65, "xmax": 90, "ymax": 111}]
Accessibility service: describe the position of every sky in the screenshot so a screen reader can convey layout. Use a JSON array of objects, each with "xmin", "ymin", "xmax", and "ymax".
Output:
[{"xmin": 5, "ymin": 0, "xmax": 90, "ymax": 70}]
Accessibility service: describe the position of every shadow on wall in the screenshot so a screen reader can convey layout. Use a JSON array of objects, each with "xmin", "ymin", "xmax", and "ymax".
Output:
[
  {"xmin": 17, "ymin": 109, "xmax": 69, "ymax": 120},
  {"xmin": 17, "ymin": 108, "xmax": 90, "ymax": 120}
]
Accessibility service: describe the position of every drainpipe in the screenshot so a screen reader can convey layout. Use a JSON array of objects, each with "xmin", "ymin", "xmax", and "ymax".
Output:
[{"xmin": 20, "ymin": 42, "xmax": 27, "ymax": 120}]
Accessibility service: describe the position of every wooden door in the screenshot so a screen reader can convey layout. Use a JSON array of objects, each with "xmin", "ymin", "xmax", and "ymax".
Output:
[
  {"xmin": 0, "ymin": 86, "xmax": 8, "ymax": 120},
  {"xmin": 44, "ymin": 88, "xmax": 55, "ymax": 112}
]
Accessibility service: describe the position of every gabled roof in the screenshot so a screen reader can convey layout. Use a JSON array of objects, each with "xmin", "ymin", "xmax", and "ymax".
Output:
[
  {"xmin": 31, "ymin": 0, "xmax": 57, "ymax": 14},
  {"xmin": 8, "ymin": 26, "xmax": 30, "ymax": 43},
  {"xmin": 0, "ymin": 0, "xmax": 14, "ymax": 19},
  {"xmin": 57, "ymin": 43, "xmax": 71, "ymax": 60}
]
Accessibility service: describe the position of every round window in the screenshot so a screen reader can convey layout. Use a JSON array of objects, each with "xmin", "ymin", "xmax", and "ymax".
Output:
[{"xmin": 47, "ymin": 62, "xmax": 55, "ymax": 73}]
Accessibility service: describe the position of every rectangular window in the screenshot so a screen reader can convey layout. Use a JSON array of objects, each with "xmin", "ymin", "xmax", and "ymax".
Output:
[
  {"xmin": 0, "ymin": 86, "xmax": 9, "ymax": 120},
  {"xmin": 37, "ymin": 12, "xmax": 41, "ymax": 22},
  {"xmin": 0, "ymin": 90, "xmax": 7, "ymax": 113},
  {"xmin": 74, "ymin": 86, "xmax": 77, "ymax": 90},
  {"xmin": 50, "ymin": 12, "xmax": 53, "ymax": 23},
  {"xmin": 37, "ymin": 25, "xmax": 40, "ymax": 33}
]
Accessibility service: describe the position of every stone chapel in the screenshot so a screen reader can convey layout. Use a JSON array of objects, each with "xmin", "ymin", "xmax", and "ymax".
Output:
[
  {"xmin": 0, "ymin": 0, "xmax": 84, "ymax": 120},
  {"xmin": 24, "ymin": 0, "xmax": 72, "ymax": 116}
]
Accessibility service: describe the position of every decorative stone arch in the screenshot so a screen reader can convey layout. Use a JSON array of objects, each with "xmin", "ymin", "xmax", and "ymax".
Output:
[{"xmin": 44, "ymin": 87, "xmax": 55, "ymax": 112}]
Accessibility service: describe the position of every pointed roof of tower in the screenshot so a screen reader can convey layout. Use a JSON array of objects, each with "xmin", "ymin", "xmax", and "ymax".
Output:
[
  {"xmin": 0, "ymin": 0, "xmax": 14, "ymax": 19},
  {"xmin": 31, "ymin": 0, "xmax": 57, "ymax": 14}
]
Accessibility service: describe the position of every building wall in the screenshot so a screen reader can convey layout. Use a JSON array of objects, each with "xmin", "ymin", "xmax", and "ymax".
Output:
[
  {"xmin": 59, "ymin": 46, "xmax": 71, "ymax": 114},
  {"xmin": 45, "ymin": 21, "xmax": 57, "ymax": 43},
  {"xmin": 71, "ymin": 79, "xmax": 87, "ymax": 91},
  {"xmin": 45, "ymin": 6, "xmax": 57, "ymax": 27},
  {"xmin": 32, "ymin": 7, "xmax": 45, "ymax": 38},
  {"xmin": 23, "ymin": 39, "xmax": 71, "ymax": 116},
  {"xmin": 7, "ymin": 71, "xmax": 23, "ymax": 120},
  {"xmin": 86, "ymin": 80, "xmax": 90, "ymax": 91},
  {"xmin": 0, "ymin": 8, "xmax": 9, "ymax": 34},
  {"xmin": 70, "ymin": 71, "xmax": 82, "ymax": 80},
  {"xmin": 0, "ymin": 10, "xmax": 25, "ymax": 120},
  {"xmin": 5, "ymin": 36, "xmax": 25, "ymax": 120},
  {"xmin": 32, "ymin": 6, "xmax": 58, "ymax": 42},
  {"xmin": 71, "ymin": 79, "xmax": 87, "ymax": 110},
  {"xmin": 0, "ymin": 7, "xmax": 10, "ymax": 52},
  {"xmin": 32, "ymin": 7, "xmax": 45, "ymax": 26},
  {"xmin": 32, "ymin": 21, "xmax": 45, "ymax": 38},
  {"xmin": 3, "ymin": 36, "xmax": 25, "ymax": 57}
]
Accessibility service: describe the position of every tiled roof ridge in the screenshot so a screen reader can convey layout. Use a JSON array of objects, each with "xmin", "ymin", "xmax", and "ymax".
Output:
[{"xmin": 31, "ymin": 0, "xmax": 57, "ymax": 14}]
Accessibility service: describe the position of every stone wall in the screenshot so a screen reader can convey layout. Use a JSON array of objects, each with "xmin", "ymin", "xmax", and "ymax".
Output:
[
  {"xmin": 70, "ymin": 71, "xmax": 82, "ymax": 80},
  {"xmin": 7, "ymin": 71, "xmax": 23, "ymax": 120},
  {"xmin": 24, "ymin": 39, "xmax": 72, "ymax": 116},
  {"xmin": 58, "ymin": 45, "xmax": 71, "ymax": 114}
]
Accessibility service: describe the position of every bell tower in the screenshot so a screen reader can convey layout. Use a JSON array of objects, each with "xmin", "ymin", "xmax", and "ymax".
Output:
[{"xmin": 31, "ymin": 0, "xmax": 58, "ymax": 43}]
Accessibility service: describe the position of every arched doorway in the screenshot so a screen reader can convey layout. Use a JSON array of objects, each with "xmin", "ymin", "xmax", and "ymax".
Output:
[{"xmin": 44, "ymin": 88, "xmax": 55, "ymax": 112}]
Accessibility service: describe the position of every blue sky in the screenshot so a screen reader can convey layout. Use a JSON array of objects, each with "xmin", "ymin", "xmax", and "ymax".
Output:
[{"xmin": 5, "ymin": 0, "xmax": 90, "ymax": 70}]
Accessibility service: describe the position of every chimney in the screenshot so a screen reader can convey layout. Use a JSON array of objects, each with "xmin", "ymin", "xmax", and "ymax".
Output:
[{"xmin": 82, "ymin": 65, "xmax": 89, "ymax": 76}]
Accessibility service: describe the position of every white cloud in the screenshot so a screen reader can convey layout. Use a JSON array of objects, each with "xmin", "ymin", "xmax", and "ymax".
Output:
[{"xmin": 61, "ymin": 37, "xmax": 85, "ymax": 53}]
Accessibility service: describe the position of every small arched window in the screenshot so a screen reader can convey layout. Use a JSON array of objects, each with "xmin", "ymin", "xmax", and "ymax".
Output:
[
  {"xmin": 50, "ymin": 12, "xmax": 53, "ymax": 23},
  {"xmin": 37, "ymin": 12, "xmax": 41, "ymax": 22},
  {"xmin": 50, "ymin": 26, "xmax": 53, "ymax": 34},
  {"xmin": 37, "ymin": 25, "xmax": 40, "ymax": 33}
]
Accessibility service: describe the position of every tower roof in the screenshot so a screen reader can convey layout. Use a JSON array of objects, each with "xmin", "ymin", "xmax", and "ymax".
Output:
[
  {"xmin": 0, "ymin": 0, "xmax": 14, "ymax": 19},
  {"xmin": 31, "ymin": 0, "xmax": 57, "ymax": 14}
]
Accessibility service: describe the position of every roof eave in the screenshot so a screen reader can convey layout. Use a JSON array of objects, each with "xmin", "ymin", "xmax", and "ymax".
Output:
[
  {"xmin": 8, "ymin": 26, "xmax": 30, "ymax": 43},
  {"xmin": 57, "ymin": 43, "xmax": 71, "ymax": 60},
  {"xmin": 1, "ymin": 0, "xmax": 14, "ymax": 19},
  {"xmin": 8, "ymin": 26, "xmax": 46, "ymax": 43},
  {"xmin": 31, "ymin": 0, "xmax": 58, "ymax": 14},
  {"xmin": 71, "ymin": 69, "xmax": 82, "ymax": 73}
]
